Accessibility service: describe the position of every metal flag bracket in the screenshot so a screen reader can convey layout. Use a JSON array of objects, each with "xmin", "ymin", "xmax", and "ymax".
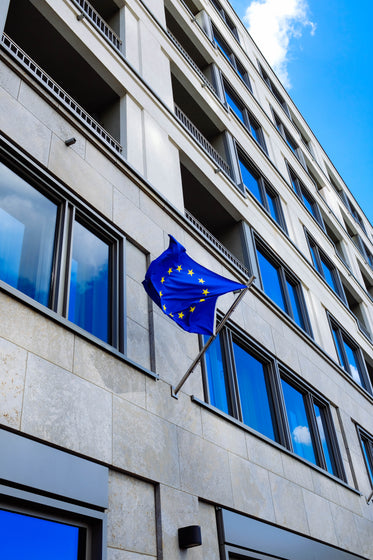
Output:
[{"xmin": 171, "ymin": 275, "xmax": 255, "ymax": 399}]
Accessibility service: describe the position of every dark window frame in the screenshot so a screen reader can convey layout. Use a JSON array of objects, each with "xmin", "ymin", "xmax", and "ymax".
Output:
[
  {"xmin": 258, "ymin": 62, "xmax": 290, "ymax": 116},
  {"xmin": 273, "ymin": 112, "xmax": 306, "ymax": 167},
  {"xmin": 0, "ymin": 141, "xmax": 126, "ymax": 352},
  {"xmin": 328, "ymin": 313, "xmax": 372, "ymax": 393},
  {"xmin": 305, "ymin": 231, "xmax": 346, "ymax": 300},
  {"xmin": 210, "ymin": 0, "xmax": 240, "ymax": 41},
  {"xmin": 287, "ymin": 165, "xmax": 324, "ymax": 228},
  {"xmin": 223, "ymin": 80, "xmax": 266, "ymax": 151},
  {"xmin": 356, "ymin": 425, "xmax": 373, "ymax": 487},
  {"xmin": 254, "ymin": 235, "xmax": 313, "ymax": 336},
  {"xmin": 212, "ymin": 27, "xmax": 252, "ymax": 91},
  {"xmin": 202, "ymin": 324, "xmax": 345, "ymax": 480},
  {"xmin": 0, "ymin": 490, "xmax": 105, "ymax": 560},
  {"xmin": 236, "ymin": 148, "xmax": 287, "ymax": 231}
]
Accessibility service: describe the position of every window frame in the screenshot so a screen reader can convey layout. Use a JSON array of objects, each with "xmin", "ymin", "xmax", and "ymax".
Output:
[
  {"xmin": 0, "ymin": 141, "xmax": 126, "ymax": 353},
  {"xmin": 287, "ymin": 165, "xmax": 324, "ymax": 228},
  {"xmin": 328, "ymin": 314, "xmax": 372, "ymax": 393},
  {"xmin": 0, "ymin": 487, "xmax": 105, "ymax": 560},
  {"xmin": 254, "ymin": 236, "xmax": 313, "ymax": 336},
  {"xmin": 258, "ymin": 62, "xmax": 290, "ymax": 116},
  {"xmin": 202, "ymin": 324, "xmax": 345, "ymax": 480},
  {"xmin": 212, "ymin": 27, "xmax": 252, "ymax": 90},
  {"xmin": 356, "ymin": 425, "xmax": 373, "ymax": 487},
  {"xmin": 273, "ymin": 112, "xmax": 306, "ymax": 167},
  {"xmin": 236, "ymin": 149, "xmax": 287, "ymax": 231},
  {"xmin": 305, "ymin": 231, "xmax": 346, "ymax": 299},
  {"xmin": 223, "ymin": 80, "xmax": 266, "ymax": 148}
]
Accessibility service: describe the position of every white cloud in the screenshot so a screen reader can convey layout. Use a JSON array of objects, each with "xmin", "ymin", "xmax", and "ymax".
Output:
[
  {"xmin": 243, "ymin": 0, "xmax": 316, "ymax": 88},
  {"xmin": 292, "ymin": 425, "xmax": 312, "ymax": 445}
]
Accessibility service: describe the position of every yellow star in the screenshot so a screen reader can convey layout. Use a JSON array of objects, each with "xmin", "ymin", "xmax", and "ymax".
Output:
[
  {"xmin": 188, "ymin": 269, "xmax": 194, "ymax": 276},
  {"xmin": 189, "ymin": 306, "xmax": 195, "ymax": 313},
  {"xmin": 202, "ymin": 289, "xmax": 209, "ymax": 296},
  {"xmin": 199, "ymin": 298, "xmax": 205, "ymax": 302},
  {"xmin": 169, "ymin": 313, "xmax": 174, "ymax": 318},
  {"xmin": 163, "ymin": 304, "xmax": 166, "ymax": 311},
  {"xmin": 168, "ymin": 268, "xmax": 172, "ymax": 274},
  {"xmin": 161, "ymin": 277, "xmax": 165, "ymax": 284},
  {"xmin": 178, "ymin": 312, "xmax": 184, "ymax": 319},
  {"xmin": 198, "ymin": 278, "xmax": 205, "ymax": 284},
  {"xmin": 159, "ymin": 291, "xmax": 163, "ymax": 297},
  {"xmin": 176, "ymin": 265, "xmax": 182, "ymax": 272}
]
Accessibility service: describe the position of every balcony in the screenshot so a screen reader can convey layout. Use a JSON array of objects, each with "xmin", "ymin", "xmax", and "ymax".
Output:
[
  {"xmin": 175, "ymin": 105, "xmax": 230, "ymax": 176},
  {"xmin": 70, "ymin": 0, "xmax": 122, "ymax": 51},
  {"xmin": 3, "ymin": 0, "xmax": 123, "ymax": 153},
  {"xmin": 1, "ymin": 35, "xmax": 122, "ymax": 155},
  {"xmin": 180, "ymin": 162, "xmax": 248, "ymax": 274}
]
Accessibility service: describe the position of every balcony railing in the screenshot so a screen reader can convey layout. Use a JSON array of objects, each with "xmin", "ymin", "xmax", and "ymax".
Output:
[
  {"xmin": 1, "ymin": 34, "xmax": 123, "ymax": 155},
  {"xmin": 174, "ymin": 104, "xmax": 231, "ymax": 176},
  {"xmin": 70, "ymin": 0, "xmax": 122, "ymax": 51},
  {"xmin": 167, "ymin": 30, "xmax": 217, "ymax": 98},
  {"xmin": 185, "ymin": 210, "xmax": 249, "ymax": 277}
]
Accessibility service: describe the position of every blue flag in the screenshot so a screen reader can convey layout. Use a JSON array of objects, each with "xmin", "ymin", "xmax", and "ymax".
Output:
[{"xmin": 142, "ymin": 235, "xmax": 247, "ymax": 335}]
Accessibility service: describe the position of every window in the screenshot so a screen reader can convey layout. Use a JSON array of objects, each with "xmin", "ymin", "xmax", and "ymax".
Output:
[
  {"xmin": 357, "ymin": 427, "xmax": 373, "ymax": 486},
  {"xmin": 329, "ymin": 317, "xmax": 372, "ymax": 391},
  {"xmin": 210, "ymin": 0, "xmax": 239, "ymax": 40},
  {"xmin": 306, "ymin": 233, "xmax": 345, "ymax": 298},
  {"xmin": 238, "ymin": 154, "xmax": 287, "ymax": 231},
  {"xmin": 213, "ymin": 28, "xmax": 252, "ymax": 90},
  {"xmin": 0, "ymin": 157, "xmax": 124, "ymax": 350},
  {"xmin": 258, "ymin": 63, "xmax": 290, "ymax": 116},
  {"xmin": 288, "ymin": 166, "xmax": 324, "ymax": 227},
  {"xmin": 0, "ymin": 508, "xmax": 85, "ymax": 560},
  {"xmin": 274, "ymin": 114, "xmax": 305, "ymax": 166},
  {"xmin": 255, "ymin": 238, "xmax": 312, "ymax": 334},
  {"xmin": 203, "ymin": 328, "xmax": 344, "ymax": 478},
  {"xmin": 224, "ymin": 82, "xmax": 266, "ymax": 150}
]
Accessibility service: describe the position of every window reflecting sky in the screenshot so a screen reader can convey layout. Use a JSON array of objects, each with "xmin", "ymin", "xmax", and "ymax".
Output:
[{"xmin": 0, "ymin": 510, "xmax": 80, "ymax": 560}]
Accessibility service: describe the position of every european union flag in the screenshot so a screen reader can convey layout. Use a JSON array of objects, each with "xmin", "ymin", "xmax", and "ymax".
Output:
[{"xmin": 142, "ymin": 235, "xmax": 247, "ymax": 335}]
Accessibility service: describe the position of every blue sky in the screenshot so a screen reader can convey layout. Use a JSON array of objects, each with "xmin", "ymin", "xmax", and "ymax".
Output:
[{"xmin": 229, "ymin": 0, "xmax": 373, "ymax": 225}]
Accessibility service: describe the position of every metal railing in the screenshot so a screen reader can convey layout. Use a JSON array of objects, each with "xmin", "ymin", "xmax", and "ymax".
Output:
[
  {"xmin": 1, "ymin": 34, "xmax": 123, "ymax": 155},
  {"xmin": 71, "ymin": 0, "xmax": 122, "ymax": 51},
  {"xmin": 185, "ymin": 210, "xmax": 249, "ymax": 277},
  {"xmin": 167, "ymin": 30, "xmax": 217, "ymax": 97},
  {"xmin": 174, "ymin": 104, "xmax": 231, "ymax": 176}
]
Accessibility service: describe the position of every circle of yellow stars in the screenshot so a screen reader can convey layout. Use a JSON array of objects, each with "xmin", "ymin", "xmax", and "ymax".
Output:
[{"xmin": 158, "ymin": 265, "xmax": 209, "ymax": 319}]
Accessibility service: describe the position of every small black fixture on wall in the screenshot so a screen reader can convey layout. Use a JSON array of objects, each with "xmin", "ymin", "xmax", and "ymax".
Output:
[{"xmin": 178, "ymin": 525, "xmax": 202, "ymax": 549}]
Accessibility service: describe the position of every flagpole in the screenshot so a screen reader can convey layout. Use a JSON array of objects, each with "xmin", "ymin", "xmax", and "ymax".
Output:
[{"xmin": 171, "ymin": 275, "xmax": 255, "ymax": 399}]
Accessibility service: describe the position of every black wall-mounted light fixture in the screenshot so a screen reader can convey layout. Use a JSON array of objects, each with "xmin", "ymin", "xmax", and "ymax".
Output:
[
  {"xmin": 65, "ymin": 137, "xmax": 76, "ymax": 147},
  {"xmin": 178, "ymin": 525, "xmax": 202, "ymax": 549}
]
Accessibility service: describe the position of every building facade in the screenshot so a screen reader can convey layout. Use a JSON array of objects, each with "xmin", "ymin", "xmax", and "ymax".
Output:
[{"xmin": 0, "ymin": 0, "xmax": 372, "ymax": 558}]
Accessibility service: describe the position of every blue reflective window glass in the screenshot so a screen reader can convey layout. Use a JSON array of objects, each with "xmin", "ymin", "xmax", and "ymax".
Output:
[
  {"xmin": 238, "ymin": 158, "xmax": 261, "ymax": 200},
  {"xmin": 0, "ymin": 510, "xmax": 80, "ymax": 560},
  {"xmin": 225, "ymin": 89, "xmax": 244, "ymax": 123},
  {"xmin": 320, "ymin": 255, "xmax": 338, "ymax": 292},
  {"xmin": 249, "ymin": 121, "xmax": 261, "ymax": 144},
  {"xmin": 257, "ymin": 249, "xmax": 286, "ymax": 312},
  {"xmin": 301, "ymin": 191, "xmax": 316, "ymax": 216},
  {"xmin": 309, "ymin": 244, "xmax": 321, "ymax": 273},
  {"xmin": 0, "ymin": 162, "xmax": 57, "ymax": 306},
  {"xmin": 265, "ymin": 189, "xmax": 280, "ymax": 223},
  {"xmin": 233, "ymin": 342, "xmax": 276, "ymax": 441},
  {"xmin": 342, "ymin": 337, "xmax": 365, "ymax": 387},
  {"xmin": 214, "ymin": 34, "xmax": 231, "ymax": 61},
  {"xmin": 314, "ymin": 403, "xmax": 336, "ymax": 475},
  {"xmin": 362, "ymin": 438, "xmax": 373, "ymax": 484},
  {"xmin": 281, "ymin": 379, "xmax": 317, "ymax": 464},
  {"xmin": 286, "ymin": 279, "xmax": 305, "ymax": 330},
  {"xmin": 332, "ymin": 326, "xmax": 345, "ymax": 368},
  {"xmin": 204, "ymin": 335, "xmax": 231, "ymax": 415},
  {"xmin": 68, "ymin": 221, "xmax": 109, "ymax": 342}
]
